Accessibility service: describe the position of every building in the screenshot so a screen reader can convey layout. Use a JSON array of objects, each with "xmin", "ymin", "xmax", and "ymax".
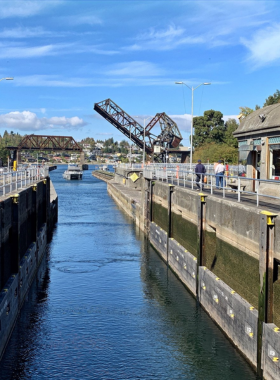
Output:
[{"xmin": 233, "ymin": 103, "xmax": 280, "ymax": 192}]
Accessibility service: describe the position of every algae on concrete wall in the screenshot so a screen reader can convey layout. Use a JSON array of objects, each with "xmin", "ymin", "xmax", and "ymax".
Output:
[
  {"xmin": 152, "ymin": 201, "xmax": 198, "ymax": 257},
  {"xmin": 171, "ymin": 211, "xmax": 197, "ymax": 257},
  {"xmin": 205, "ymin": 230, "xmax": 259, "ymax": 309},
  {"xmin": 152, "ymin": 201, "xmax": 168, "ymax": 232}
]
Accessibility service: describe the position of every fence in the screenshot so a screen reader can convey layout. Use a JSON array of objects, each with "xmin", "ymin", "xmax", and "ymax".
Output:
[
  {"xmin": 0, "ymin": 166, "xmax": 50, "ymax": 197},
  {"xmin": 143, "ymin": 166, "xmax": 280, "ymax": 207}
]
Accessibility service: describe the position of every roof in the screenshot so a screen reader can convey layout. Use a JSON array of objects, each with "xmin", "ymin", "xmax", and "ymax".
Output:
[{"xmin": 233, "ymin": 103, "xmax": 280, "ymax": 137}]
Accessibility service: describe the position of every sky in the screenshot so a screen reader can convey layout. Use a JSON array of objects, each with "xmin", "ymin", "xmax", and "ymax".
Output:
[{"xmin": 0, "ymin": 0, "xmax": 280, "ymax": 145}]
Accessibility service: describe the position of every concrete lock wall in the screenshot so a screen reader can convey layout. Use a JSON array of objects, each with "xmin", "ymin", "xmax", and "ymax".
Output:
[
  {"xmin": 107, "ymin": 176, "xmax": 280, "ymax": 379},
  {"xmin": 107, "ymin": 182, "xmax": 144, "ymax": 231},
  {"xmin": 0, "ymin": 178, "xmax": 57, "ymax": 360}
]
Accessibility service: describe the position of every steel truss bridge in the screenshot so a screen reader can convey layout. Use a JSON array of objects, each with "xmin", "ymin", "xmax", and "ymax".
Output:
[{"xmin": 94, "ymin": 99, "xmax": 184, "ymax": 161}]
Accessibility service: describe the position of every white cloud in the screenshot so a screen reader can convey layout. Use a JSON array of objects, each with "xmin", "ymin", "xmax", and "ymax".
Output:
[
  {"xmin": 0, "ymin": 44, "xmax": 57, "ymax": 59},
  {"xmin": 0, "ymin": 41, "xmax": 118, "ymax": 59},
  {"xmin": 0, "ymin": 26, "xmax": 51, "ymax": 38},
  {"xmin": 106, "ymin": 61, "xmax": 164, "ymax": 77},
  {"xmin": 0, "ymin": 1, "xmax": 62, "ymax": 18},
  {"xmin": 0, "ymin": 111, "xmax": 87, "ymax": 131},
  {"xmin": 63, "ymin": 14, "xmax": 103, "ymax": 26},
  {"xmin": 13, "ymin": 74, "xmax": 228, "ymax": 88},
  {"xmin": 241, "ymin": 23, "xmax": 280, "ymax": 68},
  {"xmin": 126, "ymin": 25, "xmax": 205, "ymax": 51}
]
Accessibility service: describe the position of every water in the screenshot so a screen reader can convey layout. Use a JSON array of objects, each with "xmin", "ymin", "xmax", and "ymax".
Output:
[{"xmin": 0, "ymin": 165, "xmax": 257, "ymax": 379}]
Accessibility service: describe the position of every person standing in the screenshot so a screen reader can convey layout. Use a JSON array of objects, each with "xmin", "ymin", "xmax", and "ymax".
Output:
[
  {"xmin": 215, "ymin": 160, "xmax": 225, "ymax": 189},
  {"xmin": 195, "ymin": 159, "xmax": 206, "ymax": 191}
]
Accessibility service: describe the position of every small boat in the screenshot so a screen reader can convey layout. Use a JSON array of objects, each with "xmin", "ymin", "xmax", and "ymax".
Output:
[{"xmin": 63, "ymin": 164, "xmax": 83, "ymax": 180}]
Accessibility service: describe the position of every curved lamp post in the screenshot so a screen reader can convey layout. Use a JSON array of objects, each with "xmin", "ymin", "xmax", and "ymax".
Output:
[
  {"xmin": 0, "ymin": 77, "xmax": 14, "ymax": 82},
  {"xmin": 175, "ymin": 81, "xmax": 211, "ymax": 168}
]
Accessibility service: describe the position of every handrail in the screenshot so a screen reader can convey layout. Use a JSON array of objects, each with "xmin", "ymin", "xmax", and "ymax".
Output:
[
  {"xmin": 143, "ymin": 166, "xmax": 280, "ymax": 207},
  {"xmin": 0, "ymin": 165, "xmax": 50, "ymax": 197}
]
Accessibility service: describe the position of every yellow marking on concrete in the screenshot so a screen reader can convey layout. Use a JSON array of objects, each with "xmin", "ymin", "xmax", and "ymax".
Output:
[
  {"xmin": 250, "ymin": 306, "xmax": 254, "ymax": 310},
  {"xmin": 231, "ymin": 290, "xmax": 236, "ymax": 294},
  {"xmin": 272, "ymin": 357, "xmax": 279, "ymax": 362},
  {"xmin": 215, "ymin": 277, "xmax": 220, "ymax": 281},
  {"xmin": 249, "ymin": 332, "xmax": 253, "ymax": 337},
  {"xmin": 274, "ymin": 327, "xmax": 280, "ymax": 332}
]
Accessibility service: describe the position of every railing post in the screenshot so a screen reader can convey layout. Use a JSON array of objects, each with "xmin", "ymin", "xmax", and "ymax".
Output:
[
  {"xmin": 257, "ymin": 211, "xmax": 277, "ymax": 377},
  {"xmin": 15, "ymin": 172, "xmax": 18, "ymax": 190},
  {"xmin": 238, "ymin": 177, "xmax": 241, "ymax": 202},
  {"xmin": 210, "ymin": 175, "xmax": 213, "ymax": 195},
  {"xmin": 183, "ymin": 172, "xmax": 186, "ymax": 188},
  {"xmin": 191, "ymin": 172, "xmax": 194, "ymax": 190}
]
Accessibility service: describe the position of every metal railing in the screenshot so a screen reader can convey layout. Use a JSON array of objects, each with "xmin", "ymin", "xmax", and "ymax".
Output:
[
  {"xmin": 118, "ymin": 163, "xmax": 143, "ymax": 170},
  {"xmin": 143, "ymin": 166, "xmax": 280, "ymax": 207},
  {"xmin": 0, "ymin": 165, "xmax": 50, "ymax": 197}
]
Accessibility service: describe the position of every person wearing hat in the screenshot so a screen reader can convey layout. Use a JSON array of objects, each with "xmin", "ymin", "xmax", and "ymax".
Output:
[
  {"xmin": 195, "ymin": 159, "xmax": 206, "ymax": 191},
  {"xmin": 215, "ymin": 160, "xmax": 225, "ymax": 189}
]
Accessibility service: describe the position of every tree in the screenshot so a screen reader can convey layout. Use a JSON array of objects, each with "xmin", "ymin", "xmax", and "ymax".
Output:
[
  {"xmin": 264, "ymin": 89, "xmax": 280, "ymax": 107},
  {"xmin": 224, "ymin": 118, "xmax": 238, "ymax": 148},
  {"xmin": 193, "ymin": 142, "xmax": 238, "ymax": 164},
  {"xmin": 239, "ymin": 106, "xmax": 254, "ymax": 117},
  {"xmin": 193, "ymin": 109, "xmax": 225, "ymax": 148}
]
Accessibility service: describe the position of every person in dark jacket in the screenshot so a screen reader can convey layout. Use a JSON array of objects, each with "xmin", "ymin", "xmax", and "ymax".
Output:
[{"xmin": 195, "ymin": 159, "xmax": 206, "ymax": 190}]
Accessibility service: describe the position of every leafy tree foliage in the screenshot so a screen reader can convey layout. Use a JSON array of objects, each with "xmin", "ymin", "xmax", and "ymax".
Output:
[
  {"xmin": 193, "ymin": 142, "xmax": 238, "ymax": 164},
  {"xmin": 193, "ymin": 110, "xmax": 225, "ymax": 148},
  {"xmin": 239, "ymin": 106, "xmax": 254, "ymax": 117},
  {"xmin": 224, "ymin": 118, "xmax": 238, "ymax": 148},
  {"xmin": 264, "ymin": 89, "xmax": 280, "ymax": 107}
]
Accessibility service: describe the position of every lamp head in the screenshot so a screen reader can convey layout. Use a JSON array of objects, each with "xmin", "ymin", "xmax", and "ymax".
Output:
[
  {"xmin": 175, "ymin": 81, "xmax": 183, "ymax": 84},
  {"xmin": 203, "ymin": 82, "xmax": 211, "ymax": 85},
  {"xmin": 5, "ymin": 77, "xmax": 14, "ymax": 80}
]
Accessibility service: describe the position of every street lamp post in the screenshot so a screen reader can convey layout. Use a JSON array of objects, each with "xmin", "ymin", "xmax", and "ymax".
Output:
[
  {"xmin": 1, "ymin": 78, "xmax": 13, "ymax": 171},
  {"xmin": 175, "ymin": 81, "xmax": 211, "ymax": 169},
  {"xmin": 0, "ymin": 77, "xmax": 14, "ymax": 82}
]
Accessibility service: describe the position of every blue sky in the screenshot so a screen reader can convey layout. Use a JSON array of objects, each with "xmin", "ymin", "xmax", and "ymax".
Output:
[{"xmin": 0, "ymin": 0, "xmax": 280, "ymax": 145}]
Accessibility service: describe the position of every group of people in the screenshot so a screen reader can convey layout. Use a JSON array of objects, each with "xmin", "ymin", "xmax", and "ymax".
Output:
[{"xmin": 195, "ymin": 159, "xmax": 225, "ymax": 191}]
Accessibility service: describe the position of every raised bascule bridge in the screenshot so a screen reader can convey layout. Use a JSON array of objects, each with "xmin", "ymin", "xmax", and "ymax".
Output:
[{"xmin": 94, "ymin": 98, "xmax": 190, "ymax": 163}]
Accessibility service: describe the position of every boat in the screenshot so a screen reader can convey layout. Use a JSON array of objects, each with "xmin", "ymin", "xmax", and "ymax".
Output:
[{"xmin": 63, "ymin": 164, "xmax": 83, "ymax": 180}]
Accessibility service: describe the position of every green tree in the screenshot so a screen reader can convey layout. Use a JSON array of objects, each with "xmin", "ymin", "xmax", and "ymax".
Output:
[
  {"xmin": 193, "ymin": 142, "xmax": 238, "ymax": 164},
  {"xmin": 193, "ymin": 109, "xmax": 225, "ymax": 148},
  {"xmin": 264, "ymin": 89, "xmax": 280, "ymax": 107},
  {"xmin": 239, "ymin": 106, "xmax": 254, "ymax": 117},
  {"xmin": 224, "ymin": 118, "xmax": 238, "ymax": 148}
]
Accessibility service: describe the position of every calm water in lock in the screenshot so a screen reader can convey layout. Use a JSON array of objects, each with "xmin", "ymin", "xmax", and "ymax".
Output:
[{"xmin": 0, "ymin": 165, "xmax": 257, "ymax": 380}]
